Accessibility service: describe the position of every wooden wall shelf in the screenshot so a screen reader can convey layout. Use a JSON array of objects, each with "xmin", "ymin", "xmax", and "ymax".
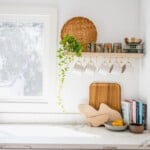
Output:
[{"xmin": 82, "ymin": 52, "xmax": 144, "ymax": 58}]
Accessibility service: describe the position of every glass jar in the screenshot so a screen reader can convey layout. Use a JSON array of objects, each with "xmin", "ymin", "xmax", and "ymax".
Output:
[
  {"xmin": 96, "ymin": 43, "xmax": 104, "ymax": 52},
  {"xmin": 113, "ymin": 43, "xmax": 122, "ymax": 53},
  {"xmin": 104, "ymin": 43, "xmax": 112, "ymax": 53}
]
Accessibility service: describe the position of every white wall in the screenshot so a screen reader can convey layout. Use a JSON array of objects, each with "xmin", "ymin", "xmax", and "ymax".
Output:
[
  {"xmin": 58, "ymin": 0, "xmax": 140, "ymax": 43},
  {"xmin": 0, "ymin": 0, "xmax": 140, "ymax": 42},
  {"xmin": 139, "ymin": 0, "xmax": 150, "ymax": 129},
  {"xmin": 57, "ymin": 0, "xmax": 141, "ymax": 112},
  {"xmin": 0, "ymin": 0, "xmax": 142, "ymax": 113}
]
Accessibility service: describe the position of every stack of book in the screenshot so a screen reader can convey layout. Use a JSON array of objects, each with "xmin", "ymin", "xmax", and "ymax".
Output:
[{"xmin": 121, "ymin": 99, "xmax": 147, "ymax": 129}]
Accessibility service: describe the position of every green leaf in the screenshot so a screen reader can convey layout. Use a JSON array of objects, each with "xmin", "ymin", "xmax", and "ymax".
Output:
[{"xmin": 57, "ymin": 34, "xmax": 83, "ymax": 112}]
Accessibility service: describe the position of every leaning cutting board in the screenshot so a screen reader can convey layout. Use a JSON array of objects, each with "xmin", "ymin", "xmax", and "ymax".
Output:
[{"xmin": 89, "ymin": 83, "xmax": 121, "ymax": 113}]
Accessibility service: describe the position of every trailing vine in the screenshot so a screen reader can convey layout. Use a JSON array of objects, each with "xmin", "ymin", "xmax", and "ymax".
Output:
[{"xmin": 57, "ymin": 34, "xmax": 83, "ymax": 111}]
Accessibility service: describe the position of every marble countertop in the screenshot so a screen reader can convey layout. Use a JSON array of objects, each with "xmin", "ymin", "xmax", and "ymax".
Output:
[{"xmin": 0, "ymin": 124, "xmax": 149, "ymax": 149}]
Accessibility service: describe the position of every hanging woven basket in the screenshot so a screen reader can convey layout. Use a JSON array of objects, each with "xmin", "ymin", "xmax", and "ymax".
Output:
[{"xmin": 61, "ymin": 16, "xmax": 97, "ymax": 52}]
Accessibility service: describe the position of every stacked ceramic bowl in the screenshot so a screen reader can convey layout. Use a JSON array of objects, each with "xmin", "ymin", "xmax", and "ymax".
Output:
[{"xmin": 123, "ymin": 37, "xmax": 144, "ymax": 53}]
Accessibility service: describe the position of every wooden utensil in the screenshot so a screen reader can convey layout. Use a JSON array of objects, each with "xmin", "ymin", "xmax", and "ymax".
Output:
[{"xmin": 89, "ymin": 83, "xmax": 121, "ymax": 113}]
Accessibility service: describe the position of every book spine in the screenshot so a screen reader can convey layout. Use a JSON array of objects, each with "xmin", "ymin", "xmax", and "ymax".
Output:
[
  {"xmin": 130, "ymin": 101, "xmax": 133, "ymax": 123},
  {"xmin": 125, "ymin": 99, "xmax": 133, "ymax": 123},
  {"xmin": 136, "ymin": 101, "xmax": 139, "ymax": 124},
  {"xmin": 132, "ymin": 100, "xmax": 136, "ymax": 123},
  {"xmin": 139, "ymin": 101, "xmax": 143, "ymax": 124},
  {"xmin": 127, "ymin": 102, "xmax": 130, "ymax": 124},
  {"xmin": 142, "ymin": 104, "xmax": 147, "ymax": 130},
  {"xmin": 122, "ymin": 101, "xmax": 130, "ymax": 125}
]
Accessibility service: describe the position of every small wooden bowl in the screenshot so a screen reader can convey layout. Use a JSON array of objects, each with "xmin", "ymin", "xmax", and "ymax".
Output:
[
  {"xmin": 125, "ymin": 37, "xmax": 142, "ymax": 45},
  {"xmin": 129, "ymin": 123, "xmax": 144, "ymax": 134}
]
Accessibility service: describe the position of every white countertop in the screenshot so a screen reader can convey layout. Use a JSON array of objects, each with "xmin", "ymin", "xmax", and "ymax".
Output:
[{"xmin": 0, "ymin": 124, "xmax": 149, "ymax": 149}]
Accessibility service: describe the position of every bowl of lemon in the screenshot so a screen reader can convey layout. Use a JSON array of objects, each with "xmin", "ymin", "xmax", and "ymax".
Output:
[{"xmin": 104, "ymin": 120, "xmax": 128, "ymax": 131}]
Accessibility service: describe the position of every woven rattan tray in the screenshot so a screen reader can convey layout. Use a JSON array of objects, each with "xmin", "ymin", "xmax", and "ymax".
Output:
[{"xmin": 61, "ymin": 16, "xmax": 97, "ymax": 52}]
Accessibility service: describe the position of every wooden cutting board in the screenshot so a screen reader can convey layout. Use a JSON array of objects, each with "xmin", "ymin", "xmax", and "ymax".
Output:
[{"xmin": 89, "ymin": 83, "xmax": 121, "ymax": 113}]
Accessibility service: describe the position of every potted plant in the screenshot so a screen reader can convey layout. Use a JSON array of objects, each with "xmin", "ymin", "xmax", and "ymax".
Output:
[{"xmin": 57, "ymin": 34, "xmax": 83, "ymax": 111}]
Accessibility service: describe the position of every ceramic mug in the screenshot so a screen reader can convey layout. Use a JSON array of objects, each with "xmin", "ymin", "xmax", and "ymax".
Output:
[
  {"xmin": 98, "ymin": 61, "xmax": 113, "ymax": 75},
  {"xmin": 121, "ymin": 63, "xmax": 126, "ymax": 73},
  {"xmin": 119, "ymin": 59, "xmax": 133, "ymax": 74},
  {"xmin": 72, "ymin": 60, "xmax": 85, "ymax": 75},
  {"xmin": 123, "ymin": 60, "xmax": 133, "ymax": 73},
  {"xmin": 111, "ymin": 62, "xmax": 123, "ymax": 75},
  {"xmin": 84, "ymin": 60, "xmax": 97, "ymax": 74}
]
